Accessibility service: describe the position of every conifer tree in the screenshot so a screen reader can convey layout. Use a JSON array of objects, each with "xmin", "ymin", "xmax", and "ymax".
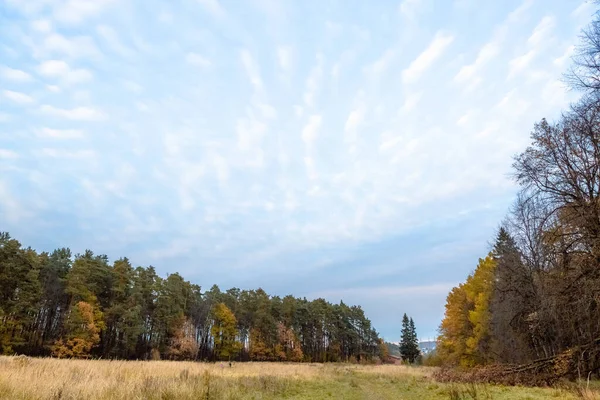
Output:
[{"xmin": 400, "ymin": 313, "xmax": 420, "ymax": 363}]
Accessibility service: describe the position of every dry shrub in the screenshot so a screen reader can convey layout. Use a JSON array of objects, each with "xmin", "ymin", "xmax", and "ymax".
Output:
[
  {"xmin": 150, "ymin": 348, "xmax": 161, "ymax": 360},
  {"xmin": 12, "ymin": 355, "xmax": 32, "ymax": 367}
]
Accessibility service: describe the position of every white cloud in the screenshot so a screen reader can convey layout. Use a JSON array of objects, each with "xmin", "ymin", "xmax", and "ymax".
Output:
[
  {"xmin": 3, "ymin": 90, "xmax": 34, "ymax": 104},
  {"xmin": 554, "ymin": 45, "xmax": 575, "ymax": 68},
  {"xmin": 1, "ymin": 67, "xmax": 33, "ymax": 82},
  {"xmin": 53, "ymin": 0, "xmax": 116, "ymax": 24},
  {"xmin": 40, "ymin": 33, "xmax": 101, "ymax": 60},
  {"xmin": 304, "ymin": 156, "xmax": 318, "ymax": 181},
  {"xmin": 379, "ymin": 131, "xmax": 402, "ymax": 152},
  {"xmin": 303, "ymin": 54, "xmax": 324, "ymax": 107},
  {"xmin": 0, "ymin": 180, "xmax": 26, "ymax": 224},
  {"xmin": 457, "ymin": 109, "xmax": 477, "ymax": 126},
  {"xmin": 571, "ymin": 1, "xmax": 595, "ymax": 20},
  {"xmin": 399, "ymin": 92, "xmax": 422, "ymax": 114},
  {"xmin": 36, "ymin": 127, "xmax": 84, "ymax": 139},
  {"xmin": 399, "ymin": 0, "xmax": 422, "ymax": 20},
  {"xmin": 454, "ymin": 41, "xmax": 499, "ymax": 83},
  {"xmin": 301, "ymin": 114, "xmax": 322, "ymax": 147},
  {"xmin": 240, "ymin": 49, "xmax": 263, "ymax": 92},
  {"xmin": 38, "ymin": 60, "xmax": 69, "ymax": 76},
  {"xmin": 40, "ymin": 148, "xmax": 96, "ymax": 158},
  {"xmin": 197, "ymin": 0, "xmax": 226, "ymax": 18},
  {"xmin": 364, "ymin": 48, "xmax": 395, "ymax": 77},
  {"xmin": 37, "ymin": 60, "xmax": 92, "ymax": 84},
  {"xmin": 31, "ymin": 19, "xmax": 52, "ymax": 33},
  {"xmin": 508, "ymin": 49, "xmax": 536, "ymax": 79},
  {"xmin": 96, "ymin": 25, "xmax": 132, "ymax": 57},
  {"xmin": 344, "ymin": 105, "xmax": 366, "ymax": 135},
  {"xmin": 40, "ymin": 105, "xmax": 104, "ymax": 121},
  {"xmin": 0, "ymin": 149, "xmax": 18, "ymax": 159},
  {"xmin": 528, "ymin": 16, "xmax": 556, "ymax": 46},
  {"xmin": 67, "ymin": 69, "xmax": 93, "ymax": 84},
  {"xmin": 186, "ymin": 52, "xmax": 212, "ymax": 68},
  {"xmin": 508, "ymin": 0, "xmax": 534, "ymax": 23},
  {"xmin": 402, "ymin": 32, "xmax": 454, "ymax": 84},
  {"xmin": 235, "ymin": 114, "xmax": 267, "ymax": 164},
  {"xmin": 277, "ymin": 46, "xmax": 293, "ymax": 72}
]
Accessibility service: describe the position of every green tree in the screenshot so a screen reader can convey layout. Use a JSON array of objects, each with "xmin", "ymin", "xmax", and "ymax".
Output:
[{"xmin": 400, "ymin": 313, "xmax": 419, "ymax": 363}]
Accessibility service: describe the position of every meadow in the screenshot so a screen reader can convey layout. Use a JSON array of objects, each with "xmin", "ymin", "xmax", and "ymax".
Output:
[{"xmin": 0, "ymin": 356, "xmax": 591, "ymax": 400}]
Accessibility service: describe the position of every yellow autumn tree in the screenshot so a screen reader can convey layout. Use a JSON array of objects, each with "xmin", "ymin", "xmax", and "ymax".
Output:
[
  {"xmin": 52, "ymin": 301, "xmax": 103, "ymax": 358},
  {"xmin": 211, "ymin": 303, "xmax": 241, "ymax": 361},
  {"xmin": 438, "ymin": 254, "xmax": 496, "ymax": 367}
]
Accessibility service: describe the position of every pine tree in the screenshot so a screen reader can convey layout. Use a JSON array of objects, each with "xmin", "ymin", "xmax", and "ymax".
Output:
[
  {"xmin": 409, "ymin": 317, "xmax": 419, "ymax": 362},
  {"xmin": 400, "ymin": 313, "xmax": 420, "ymax": 363}
]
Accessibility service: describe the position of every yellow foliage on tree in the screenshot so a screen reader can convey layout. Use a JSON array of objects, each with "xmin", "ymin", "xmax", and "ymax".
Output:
[
  {"xmin": 438, "ymin": 254, "xmax": 496, "ymax": 367},
  {"xmin": 52, "ymin": 301, "xmax": 103, "ymax": 358},
  {"xmin": 378, "ymin": 338, "xmax": 389, "ymax": 362},
  {"xmin": 210, "ymin": 303, "xmax": 241, "ymax": 361}
]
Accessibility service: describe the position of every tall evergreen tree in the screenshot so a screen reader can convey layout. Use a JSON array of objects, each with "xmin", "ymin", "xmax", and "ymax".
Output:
[{"xmin": 400, "ymin": 313, "xmax": 420, "ymax": 363}]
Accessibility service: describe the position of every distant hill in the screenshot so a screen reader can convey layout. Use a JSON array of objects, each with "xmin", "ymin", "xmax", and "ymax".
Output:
[{"xmin": 419, "ymin": 341, "xmax": 436, "ymax": 354}]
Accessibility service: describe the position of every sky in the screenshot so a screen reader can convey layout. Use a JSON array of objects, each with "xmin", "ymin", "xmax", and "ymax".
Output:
[{"xmin": 0, "ymin": 0, "xmax": 595, "ymax": 341}]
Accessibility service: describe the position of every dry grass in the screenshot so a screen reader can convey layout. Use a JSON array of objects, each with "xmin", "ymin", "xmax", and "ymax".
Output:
[{"xmin": 0, "ymin": 356, "xmax": 588, "ymax": 399}]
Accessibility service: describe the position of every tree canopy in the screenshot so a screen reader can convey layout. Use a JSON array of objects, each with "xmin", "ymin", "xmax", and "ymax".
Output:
[{"xmin": 0, "ymin": 232, "xmax": 381, "ymax": 362}]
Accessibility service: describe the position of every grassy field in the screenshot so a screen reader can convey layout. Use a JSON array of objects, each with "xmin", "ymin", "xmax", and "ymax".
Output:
[{"xmin": 0, "ymin": 356, "xmax": 592, "ymax": 399}]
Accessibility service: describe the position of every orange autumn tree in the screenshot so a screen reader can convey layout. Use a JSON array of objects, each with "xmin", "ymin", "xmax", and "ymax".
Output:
[
  {"xmin": 166, "ymin": 317, "xmax": 199, "ymax": 360},
  {"xmin": 275, "ymin": 322, "xmax": 303, "ymax": 361},
  {"xmin": 438, "ymin": 254, "xmax": 496, "ymax": 367},
  {"xmin": 52, "ymin": 251, "xmax": 109, "ymax": 358},
  {"xmin": 52, "ymin": 301, "xmax": 103, "ymax": 358}
]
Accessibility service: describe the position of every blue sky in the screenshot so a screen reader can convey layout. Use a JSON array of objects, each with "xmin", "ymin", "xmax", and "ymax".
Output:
[{"xmin": 0, "ymin": 0, "xmax": 594, "ymax": 341}]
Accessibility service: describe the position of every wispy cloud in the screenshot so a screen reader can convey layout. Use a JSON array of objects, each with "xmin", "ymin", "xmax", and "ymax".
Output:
[
  {"xmin": 240, "ymin": 49, "xmax": 263, "ymax": 92},
  {"xmin": 303, "ymin": 54, "xmax": 324, "ymax": 108},
  {"xmin": 3, "ymin": 90, "xmax": 34, "ymax": 104},
  {"xmin": 402, "ymin": 32, "xmax": 454, "ymax": 84},
  {"xmin": 0, "ymin": 149, "xmax": 19, "ymax": 159},
  {"xmin": 1, "ymin": 67, "xmax": 33, "ymax": 83},
  {"xmin": 40, "ymin": 105, "xmax": 104, "ymax": 120},
  {"xmin": 35, "ymin": 127, "xmax": 84, "ymax": 139},
  {"xmin": 186, "ymin": 52, "xmax": 212, "ymax": 68},
  {"xmin": 38, "ymin": 60, "xmax": 93, "ymax": 84},
  {"xmin": 528, "ymin": 16, "xmax": 556, "ymax": 46},
  {"xmin": 196, "ymin": 0, "xmax": 226, "ymax": 18}
]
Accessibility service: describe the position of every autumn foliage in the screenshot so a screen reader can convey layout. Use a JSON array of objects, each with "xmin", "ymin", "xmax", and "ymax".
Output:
[{"xmin": 0, "ymin": 235, "xmax": 381, "ymax": 362}]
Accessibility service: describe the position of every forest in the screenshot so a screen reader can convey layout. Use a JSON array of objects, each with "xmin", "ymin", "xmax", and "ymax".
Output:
[
  {"xmin": 436, "ymin": 7, "xmax": 600, "ymax": 383},
  {"xmin": 0, "ymin": 233, "xmax": 382, "ymax": 362}
]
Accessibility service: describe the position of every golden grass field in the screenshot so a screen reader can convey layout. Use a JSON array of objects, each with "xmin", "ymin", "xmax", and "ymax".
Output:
[{"xmin": 0, "ymin": 355, "xmax": 594, "ymax": 399}]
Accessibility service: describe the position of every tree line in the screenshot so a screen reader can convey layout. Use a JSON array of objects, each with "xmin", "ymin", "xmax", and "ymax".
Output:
[
  {"xmin": 0, "ymin": 232, "xmax": 383, "ymax": 362},
  {"xmin": 437, "ymin": 7, "xmax": 600, "ymax": 373}
]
